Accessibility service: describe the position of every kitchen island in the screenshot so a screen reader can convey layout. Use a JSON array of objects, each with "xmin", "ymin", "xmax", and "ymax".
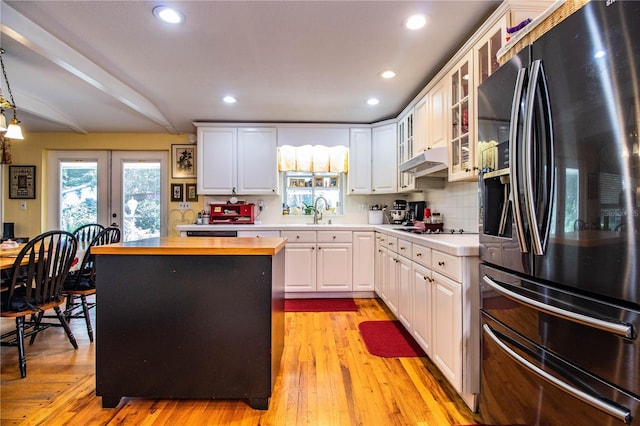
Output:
[{"xmin": 92, "ymin": 236, "xmax": 287, "ymax": 410}]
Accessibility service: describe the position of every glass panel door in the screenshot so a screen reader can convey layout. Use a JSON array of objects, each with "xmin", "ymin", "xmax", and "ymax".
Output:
[
  {"xmin": 48, "ymin": 151, "xmax": 167, "ymax": 241},
  {"xmin": 111, "ymin": 151, "xmax": 167, "ymax": 242}
]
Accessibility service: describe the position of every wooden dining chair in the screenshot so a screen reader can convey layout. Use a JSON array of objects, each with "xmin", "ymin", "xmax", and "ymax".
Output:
[
  {"xmin": 0, "ymin": 230, "xmax": 78, "ymax": 378},
  {"xmin": 72, "ymin": 223, "xmax": 105, "ymax": 246},
  {"xmin": 62, "ymin": 226, "xmax": 121, "ymax": 342}
]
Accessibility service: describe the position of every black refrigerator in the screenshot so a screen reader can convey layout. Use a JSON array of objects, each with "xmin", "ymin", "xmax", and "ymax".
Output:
[{"xmin": 477, "ymin": 1, "xmax": 640, "ymax": 424}]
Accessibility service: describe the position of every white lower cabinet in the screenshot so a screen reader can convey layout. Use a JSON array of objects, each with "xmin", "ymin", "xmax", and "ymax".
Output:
[
  {"xmin": 317, "ymin": 242, "xmax": 352, "ymax": 291},
  {"xmin": 432, "ymin": 272, "xmax": 463, "ymax": 393},
  {"xmin": 282, "ymin": 230, "xmax": 353, "ymax": 292},
  {"xmin": 411, "ymin": 262, "xmax": 433, "ymax": 357},
  {"xmin": 375, "ymin": 230, "xmax": 478, "ymax": 410},
  {"xmin": 396, "ymin": 253, "xmax": 413, "ymax": 331},
  {"xmin": 353, "ymin": 231, "xmax": 375, "ymax": 291}
]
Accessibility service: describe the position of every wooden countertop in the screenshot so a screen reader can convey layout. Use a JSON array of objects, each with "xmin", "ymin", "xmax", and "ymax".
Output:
[{"xmin": 91, "ymin": 236, "xmax": 287, "ymax": 256}]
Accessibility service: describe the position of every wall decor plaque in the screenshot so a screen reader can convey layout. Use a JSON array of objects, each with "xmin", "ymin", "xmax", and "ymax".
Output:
[{"xmin": 9, "ymin": 165, "xmax": 36, "ymax": 199}]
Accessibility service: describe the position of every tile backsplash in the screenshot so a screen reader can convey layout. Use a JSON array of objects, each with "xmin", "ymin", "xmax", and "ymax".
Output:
[
  {"xmin": 197, "ymin": 180, "xmax": 480, "ymax": 229},
  {"xmin": 426, "ymin": 181, "xmax": 479, "ymax": 232}
]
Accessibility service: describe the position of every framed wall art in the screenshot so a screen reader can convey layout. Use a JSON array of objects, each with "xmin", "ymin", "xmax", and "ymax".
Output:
[
  {"xmin": 171, "ymin": 183, "xmax": 184, "ymax": 202},
  {"xmin": 186, "ymin": 183, "xmax": 198, "ymax": 202},
  {"xmin": 172, "ymin": 144, "xmax": 196, "ymax": 178},
  {"xmin": 9, "ymin": 165, "xmax": 36, "ymax": 199}
]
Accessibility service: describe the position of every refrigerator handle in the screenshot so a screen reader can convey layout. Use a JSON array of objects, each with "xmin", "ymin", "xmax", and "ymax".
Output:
[
  {"xmin": 483, "ymin": 324, "xmax": 632, "ymax": 424},
  {"xmin": 482, "ymin": 275, "xmax": 634, "ymax": 339},
  {"xmin": 509, "ymin": 67, "xmax": 529, "ymax": 253},
  {"xmin": 523, "ymin": 60, "xmax": 555, "ymax": 255}
]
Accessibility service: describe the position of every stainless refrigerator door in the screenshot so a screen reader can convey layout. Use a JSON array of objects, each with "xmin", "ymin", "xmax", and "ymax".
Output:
[
  {"xmin": 479, "ymin": 313, "xmax": 639, "ymax": 425},
  {"xmin": 530, "ymin": 0, "xmax": 640, "ymax": 305},
  {"xmin": 477, "ymin": 49, "xmax": 532, "ymax": 275},
  {"xmin": 481, "ymin": 263, "xmax": 640, "ymax": 399}
]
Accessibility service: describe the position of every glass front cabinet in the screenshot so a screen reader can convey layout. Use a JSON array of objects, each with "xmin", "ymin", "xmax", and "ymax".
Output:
[
  {"xmin": 448, "ymin": 51, "xmax": 474, "ymax": 182},
  {"xmin": 397, "ymin": 110, "xmax": 415, "ymax": 191}
]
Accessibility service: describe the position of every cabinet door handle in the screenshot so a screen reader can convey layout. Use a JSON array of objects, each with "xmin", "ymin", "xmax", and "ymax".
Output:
[
  {"xmin": 416, "ymin": 252, "xmax": 422, "ymax": 257},
  {"xmin": 438, "ymin": 261, "xmax": 445, "ymax": 266},
  {"xmin": 400, "ymin": 247, "xmax": 405, "ymax": 251},
  {"xmin": 332, "ymin": 235, "xmax": 336, "ymax": 240}
]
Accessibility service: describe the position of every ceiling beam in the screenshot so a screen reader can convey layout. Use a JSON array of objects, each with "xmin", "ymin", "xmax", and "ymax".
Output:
[{"xmin": 1, "ymin": 3, "xmax": 178, "ymax": 134}]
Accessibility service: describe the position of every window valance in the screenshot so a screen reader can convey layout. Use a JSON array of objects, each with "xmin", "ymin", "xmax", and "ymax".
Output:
[{"xmin": 278, "ymin": 145, "xmax": 348, "ymax": 173}]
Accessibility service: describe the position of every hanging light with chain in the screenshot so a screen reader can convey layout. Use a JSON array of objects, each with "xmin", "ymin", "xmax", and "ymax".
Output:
[{"xmin": 0, "ymin": 48, "xmax": 24, "ymax": 140}]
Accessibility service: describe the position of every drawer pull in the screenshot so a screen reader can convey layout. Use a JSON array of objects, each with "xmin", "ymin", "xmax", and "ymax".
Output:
[
  {"xmin": 400, "ymin": 247, "xmax": 405, "ymax": 251},
  {"xmin": 332, "ymin": 236, "xmax": 336, "ymax": 240},
  {"xmin": 416, "ymin": 253, "xmax": 422, "ymax": 257},
  {"xmin": 438, "ymin": 261, "xmax": 445, "ymax": 266}
]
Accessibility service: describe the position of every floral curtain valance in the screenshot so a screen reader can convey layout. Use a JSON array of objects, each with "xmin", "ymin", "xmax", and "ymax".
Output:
[{"xmin": 278, "ymin": 145, "xmax": 348, "ymax": 173}]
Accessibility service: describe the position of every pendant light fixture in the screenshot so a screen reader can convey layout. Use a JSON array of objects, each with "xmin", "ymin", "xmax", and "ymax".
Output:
[{"xmin": 0, "ymin": 48, "xmax": 24, "ymax": 140}]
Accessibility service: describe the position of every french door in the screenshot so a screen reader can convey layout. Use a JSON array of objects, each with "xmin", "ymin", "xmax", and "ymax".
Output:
[{"xmin": 47, "ymin": 151, "xmax": 168, "ymax": 241}]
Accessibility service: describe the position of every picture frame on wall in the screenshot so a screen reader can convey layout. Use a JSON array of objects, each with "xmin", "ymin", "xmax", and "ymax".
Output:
[
  {"xmin": 172, "ymin": 144, "xmax": 196, "ymax": 179},
  {"xmin": 186, "ymin": 183, "xmax": 198, "ymax": 202},
  {"xmin": 171, "ymin": 183, "xmax": 183, "ymax": 202},
  {"xmin": 9, "ymin": 165, "xmax": 36, "ymax": 199}
]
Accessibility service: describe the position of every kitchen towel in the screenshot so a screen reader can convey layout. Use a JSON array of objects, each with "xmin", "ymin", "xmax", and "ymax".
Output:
[
  {"xmin": 284, "ymin": 298, "xmax": 358, "ymax": 312},
  {"xmin": 359, "ymin": 320, "xmax": 426, "ymax": 358}
]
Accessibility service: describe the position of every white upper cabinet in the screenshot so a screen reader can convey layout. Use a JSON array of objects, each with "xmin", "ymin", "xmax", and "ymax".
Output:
[
  {"xmin": 428, "ymin": 78, "xmax": 448, "ymax": 150},
  {"xmin": 237, "ymin": 128, "xmax": 277, "ymax": 194},
  {"xmin": 397, "ymin": 110, "xmax": 415, "ymax": 192},
  {"xmin": 447, "ymin": 51, "xmax": 475, "ymax": 182},
  {"xmin": 197, "ymin": 126, "xmax": 277, "ymax": 195},
  {"xmin": 371, "ymin": 123, "xmax": 397, "ymax": 193},
  {"xmin": 197, "ymin": 127, "xmax": 237, "ymax": 194},
  {"xmin": 348, "ymin": 128, "xmax": 372, "ymax": 194}
]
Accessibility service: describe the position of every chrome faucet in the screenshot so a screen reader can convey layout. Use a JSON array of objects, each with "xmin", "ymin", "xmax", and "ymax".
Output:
[{"xmin": 313, "ymin": 196, "xmax": 328, "ymax": 224}]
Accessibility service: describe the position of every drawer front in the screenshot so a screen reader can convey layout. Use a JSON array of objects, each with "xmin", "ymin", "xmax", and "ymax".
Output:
[
  {"xmin": 432, "ymin": 250, "xmax": 462, "ymax": 282},
  {"xmin": 397, "ymin": 239, "xmax": 412, "ymax": 258},
  {"xmin": 317, "ymin": 230, "xmax": 352, "ymax": 243},
  {"xmin": 385, "ymin": 235, "xmax": 399, "ymax": 252},
  {"xmin": 281, "ymin": 230, "xmax": 316, "ymax": 243},
  {"xmin": 411, "ymin": 243, "xmax": 432, "ymax": 268},
  {"xmin": 237, "ymin": 230, "xmax": 281, "ymax": 238}
]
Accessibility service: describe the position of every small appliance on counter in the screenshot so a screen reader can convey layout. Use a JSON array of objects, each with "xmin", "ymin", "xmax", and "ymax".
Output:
[
  {"xmin": 406, "ymin": 201, "xmax": 427, "ymax": 224},
  {"xmin": 389, "ymin": 200, "xmax": 407, "ymax": 224},
  {"xmin": 209, "ymin": 203, "xmax": 255, "ymax": 224}
]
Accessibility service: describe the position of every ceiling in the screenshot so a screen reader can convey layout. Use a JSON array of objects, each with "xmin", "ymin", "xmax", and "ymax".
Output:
[{"xmin": 0, "ymin": 1, "xmax": 501, "ymax": 135}]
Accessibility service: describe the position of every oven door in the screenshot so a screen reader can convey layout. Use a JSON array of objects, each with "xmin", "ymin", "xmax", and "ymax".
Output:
[{"xmin": 480, "ymin": 313, "xmax": 639, "ymax": 425}]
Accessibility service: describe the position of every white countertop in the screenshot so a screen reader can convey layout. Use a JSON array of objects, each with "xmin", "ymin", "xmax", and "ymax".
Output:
[{"xmin": 176, "ymin": 223, "xmax": 479, "ymax": 257}]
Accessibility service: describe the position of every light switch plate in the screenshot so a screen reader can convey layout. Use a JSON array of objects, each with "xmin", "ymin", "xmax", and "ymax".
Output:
[{"xmin": 178, "ymin": 202, "xmax": 190, "ymax": 210}]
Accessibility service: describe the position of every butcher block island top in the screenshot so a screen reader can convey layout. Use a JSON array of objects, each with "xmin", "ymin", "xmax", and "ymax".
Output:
[
  {"xmin": 93, "ymin": 236, "xmax": 286, "ymax": 410},
  {"xmin": 91, "ymin": 236, "xmax": 287, "ymax": 256}
]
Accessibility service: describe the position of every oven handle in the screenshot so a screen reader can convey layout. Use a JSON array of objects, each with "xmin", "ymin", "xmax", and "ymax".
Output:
[
  {"xmin": 483, "ymin": 324, "xmax": 632, "ymax": 424},
  {"xmin": 483, "ymin": 275, "xmax": 634, "ymax": 339}
]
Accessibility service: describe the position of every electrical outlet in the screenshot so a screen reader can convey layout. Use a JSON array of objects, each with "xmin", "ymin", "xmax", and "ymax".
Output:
[
  {"xmin": 20, "ymin": 201, "xmax": 27, "ymax": 210},
  {"xmin": 258, "ymin": 200, "xmax": 264, "ymax": 211},
  {"xmin": 178, "ymin": 202, "xmax": 190, "ymax": 210}
]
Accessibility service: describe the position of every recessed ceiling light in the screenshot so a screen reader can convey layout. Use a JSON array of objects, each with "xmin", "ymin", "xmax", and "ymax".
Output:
[
  {"xmin": 405, "ymin": 14, "xmax": 427, "ymax": 30},
  {"xmin": 367, "ymin": 98, "xmax": 380, "ymax": 106},
  {"xmin": 379, "ymin": 70, "xmax": 397, "ymax": 79},
  {"xmin": 153, "ymin": 6, "xmax": 185, "ymax": 24},
  {"xmin": 223, "ymin": 96, "xmax": 237, "ymax": 104}
]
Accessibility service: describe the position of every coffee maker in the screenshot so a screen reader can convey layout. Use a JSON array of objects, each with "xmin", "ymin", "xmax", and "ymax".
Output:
[{"xmin": 389, "ymin": 200, "xmax": 407, "ymax": 224}]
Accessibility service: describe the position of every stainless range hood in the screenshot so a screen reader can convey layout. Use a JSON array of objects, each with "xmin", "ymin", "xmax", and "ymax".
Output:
[{"xmin": 399, "ymin": 146, "xmax": 448, "ymax": 177}]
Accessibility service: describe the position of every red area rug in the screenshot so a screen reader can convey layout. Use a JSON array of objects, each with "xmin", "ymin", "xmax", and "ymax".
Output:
[
  {"xmin": 284, "ymin": 298, "xmax": 358, "ymax": 312},
  {"xmin": 359, "ymin": 320, "xmax": 426, "ymax": 358}
]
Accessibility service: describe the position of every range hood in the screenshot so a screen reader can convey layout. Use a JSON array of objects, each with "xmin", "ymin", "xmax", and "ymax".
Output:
[{"xmin": 399, "ymin": 146, "xmax": 448, "ymax": 177}]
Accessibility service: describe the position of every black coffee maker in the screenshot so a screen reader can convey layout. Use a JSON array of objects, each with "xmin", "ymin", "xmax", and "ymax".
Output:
[{"xmin": 407, "ymin": 201, "xmax": 427, "ymax": 224}]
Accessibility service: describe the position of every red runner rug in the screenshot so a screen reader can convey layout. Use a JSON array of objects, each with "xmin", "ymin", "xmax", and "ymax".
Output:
[
  {"xmin": 359, "ymin": 320, "xmax": 426, "ymax": 358},
  {"xmin": 284, "ymin": 298, "xmax": 358, "ymax": 312}
]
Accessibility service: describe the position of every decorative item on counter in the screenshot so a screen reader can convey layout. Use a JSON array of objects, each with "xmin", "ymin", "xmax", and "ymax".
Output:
[
  {"xmin": 505, "ymin": 18, "xmax": 532, "ymax": 42},
  {"xmin": 203, "ymin": 210, "xmax": 210, "ymax": 224},
  {"xmin": 229, "ymin": 187, "xmax": 238, "ymax": 204},
  {"xmin": 197, "ymin": 211, "xmax": 203, "ymax": 225}
]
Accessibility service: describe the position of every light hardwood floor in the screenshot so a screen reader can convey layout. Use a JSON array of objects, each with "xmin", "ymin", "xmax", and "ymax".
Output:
[{"xmin": 1, "ymin": 297, "xmax": 480, "ymax": 425}]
